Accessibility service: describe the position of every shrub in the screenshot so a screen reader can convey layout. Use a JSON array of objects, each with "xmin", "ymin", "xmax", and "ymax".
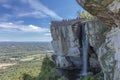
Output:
[
  {"xmin": 77, "ymin": 72, "xmax": 104, "ymax": 80},
  {"xmin": 36, "ymin": 55, "xmax": 68, "ymax": 80}
]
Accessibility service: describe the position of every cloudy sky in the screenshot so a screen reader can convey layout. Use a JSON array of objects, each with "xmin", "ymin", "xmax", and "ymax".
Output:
[{"xmin": 0, "ymin": 0, "xmax": 83, "ymax": 42}]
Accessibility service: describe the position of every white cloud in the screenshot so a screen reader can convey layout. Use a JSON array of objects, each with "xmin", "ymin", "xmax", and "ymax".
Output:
[
  {"xmin": 2, "ymin": 4, "xmax": 12, "ymax": 9},
  {"xmin": 0, "ymin": 22, "xmax": 52, "ymax": 42},
  {"xmin": 21, "ymin": 25, "xmax": 49, "ymax": 32},
  {"xmin": 19, "ymin": 0, "xmax": 62, "ymax": 20},
  {"xmin": 0, "ymin": 0, "xmax": 55, "ymax": 42},
  {"xmin": 18, "ymin": 11, "xmax": 48, "ymax": 18},
  {"xmin": 29, "ymin": 0, "xmax": 62, "ymax": 19},
  {"xmin": 0, "ymin": 0, "xmax": 62, "ymax": 22},
  {"xmin": 0, "ymin": 22, "xmax": 49, "ymax": 32},
  {"xmin": 44, "ymin": 33, "xmax": 51, "ymax": 36}
]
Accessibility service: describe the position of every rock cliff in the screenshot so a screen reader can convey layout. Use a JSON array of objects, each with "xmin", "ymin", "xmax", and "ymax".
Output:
[
  {"xmin": 50, "ymin": 19, "xmax": 105, "ymax": 79},
  {"xmin": 51, "ymin": 19, "xmax": 83, "ymax": 69},
  {"xmin": 77, "ymin": 0, "xmax": 120, "ymax": 80}
]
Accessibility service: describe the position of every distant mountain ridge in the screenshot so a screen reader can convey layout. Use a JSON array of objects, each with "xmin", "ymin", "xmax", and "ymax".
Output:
[{"xmin": 0, "ymin": 42, "xmax": 53, "ymax": 54}]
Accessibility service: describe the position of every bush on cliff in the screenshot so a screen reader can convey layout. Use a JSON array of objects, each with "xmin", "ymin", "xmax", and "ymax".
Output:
[{"xmin": 36, "ymin": 56, "xmax": 68, "ymax": 80}]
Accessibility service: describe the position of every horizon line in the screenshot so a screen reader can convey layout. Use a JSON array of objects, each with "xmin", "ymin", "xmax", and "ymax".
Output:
[{"xmin": 0, "ymin": 41, "xmax": 51, "ymax": 42}]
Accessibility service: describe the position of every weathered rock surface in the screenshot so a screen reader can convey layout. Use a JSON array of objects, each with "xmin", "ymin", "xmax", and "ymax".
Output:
[
  {"xmin": 51, "ymin": 19, "xmax": 83, "ymax": 69},
  {"xmin": 77, "ymin": 0, "xmax": 120, "ymax": 80},
  {"xmin": 86, "ymin": 20, "xmax": 109, "ymax": 69},
  {"xmin": 50, "ymin": 19, "xmax": 102, "ymax": 77},
  {"xmin": 77, "ymin": 0, "xmax": 120, "ymax": 27},
  {"xmin": 99, "ymin": 27, "xmax": 120, "ymax": 80}
]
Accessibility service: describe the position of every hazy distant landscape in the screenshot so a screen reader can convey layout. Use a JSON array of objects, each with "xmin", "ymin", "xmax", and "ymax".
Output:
[
  {"xmin": 0, "ymin": 42, "xmax": 53, "ymax": 80},
  {"xmin": 0, "ymin": 42, "xmax": 53, "ymax": 63}
]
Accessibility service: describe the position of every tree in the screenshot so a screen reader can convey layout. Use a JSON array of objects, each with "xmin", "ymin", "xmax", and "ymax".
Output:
[{"xmin": 78, "ymin": 11, "xmax": 94, "ymax": 20}]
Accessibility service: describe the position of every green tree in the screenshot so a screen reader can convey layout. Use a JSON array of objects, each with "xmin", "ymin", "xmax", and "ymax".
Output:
[{"xmin": 78, "ymin": 11, "xmax": 94, "ymax": 20}]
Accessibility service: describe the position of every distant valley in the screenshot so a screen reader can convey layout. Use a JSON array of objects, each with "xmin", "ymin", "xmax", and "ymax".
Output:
[
  {"xmin": 0, "ymin": 42, "xmax": 53, "ymax": 63},
  {"xmin": 0, "ymin": 42, "xmax": 53, "ymax": 80}
]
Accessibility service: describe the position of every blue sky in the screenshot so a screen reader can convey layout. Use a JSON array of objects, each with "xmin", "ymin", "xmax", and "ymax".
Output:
[{"xmin": 0, "ymin": 0, "xmax": 84, "ymax": 42}]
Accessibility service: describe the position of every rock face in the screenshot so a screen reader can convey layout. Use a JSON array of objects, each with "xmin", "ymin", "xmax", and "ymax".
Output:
[
  {"xmin": 51, "ymin": 19, "xmax": 83, "ymax": 69},
  {"xmin": 77, "ymin": 0, "xmax": 120, "ymax": 27},
  {"xmin": 77, "ymin": 0, "xmax": 120, "ymax": 80},
  {"xmin": 99, "ymin": 27, "xmax": 120, "ymax": 80},
  {"xmin": 50, "ymin": 19, "xmax": 103, "ymax": 79}
]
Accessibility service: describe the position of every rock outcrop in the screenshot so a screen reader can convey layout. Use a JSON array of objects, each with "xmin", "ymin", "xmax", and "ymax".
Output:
[
  {"xmin": 77, "ymin": 0, "xmax": 120, "ymax": 27},
  {"xmin": 51, "ymin": 19, "xmax": 83, "ymax": 69},
  {"xmin": 50, "ymin": 19, "xmax": 104, "ymax": 79},
  {"xmin": 77, "ymin": 0, "xmax": 120, "ymax": 80}
]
